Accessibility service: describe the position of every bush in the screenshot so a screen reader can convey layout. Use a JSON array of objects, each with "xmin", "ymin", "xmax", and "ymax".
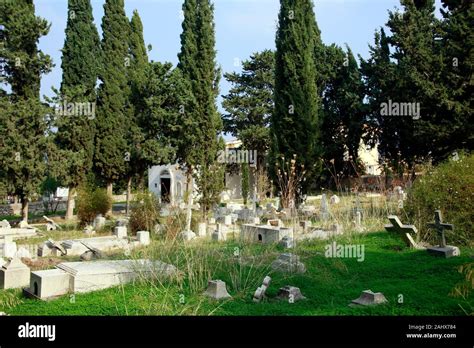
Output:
[
  {"xmin": 129, "ymin": 191, "xmax": 160, "ymax": 234},
  {"xmin": 406, "ymin": 152, "xmax": 473, "ymax": 246},
  {"xmin": 76, "ymin": 185, "xmax": 112, "ymax": 226}
]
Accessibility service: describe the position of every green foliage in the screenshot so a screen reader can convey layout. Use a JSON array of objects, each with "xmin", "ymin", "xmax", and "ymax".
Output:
[
  {"xmin": 129, "ymin": 192, "xmax": 160, "ymax": 234},
  {"xmin": 272, "ymin": 0, "xmax": 322, "ymax": 194},
  {"xmin": 94, "ymin": 0, "xmax": 130, "ymax": 185},
  {"xmin": 406, "ymin": 153, "xmax": 474, "ymax": 246},
  {"xmin": 222, "ymin": 50, "xmax": 274, "ymax": 169},
  {"xmin": 76, "ymin": 184, "xmax": 112, "ymax": 226}
]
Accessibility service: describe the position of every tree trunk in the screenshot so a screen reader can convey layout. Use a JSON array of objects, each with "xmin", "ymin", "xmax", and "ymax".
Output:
[
  {"xmin": 106, "ymin": 182, "xmax": 113, "ymax": 217},
  {"xmin": 126, "ymin": 176, "xmax": 132, "ymax": 216},
  {"xmin": 21, "ymin": 197, "xmax": 29, "ymax": 223},
  {"xmin": 65, "ymin": 185, "xmax": 76, "ymax": 220},
  {"xmin": 185, "ymin": 168, "xmax": 193, "ymax": 232}
]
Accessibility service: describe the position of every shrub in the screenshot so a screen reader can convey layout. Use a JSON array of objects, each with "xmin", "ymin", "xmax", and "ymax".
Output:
[
  {"xmin": 76, "ymin": 185, "xmax": 112, "ymax": 226},
  {"xmin": 129, "ymin": 191, "xmax": 160, "ymax": 234},
  {"xmin": 406, "ymin": 152, "xmax": 473, "ymax": 246}
]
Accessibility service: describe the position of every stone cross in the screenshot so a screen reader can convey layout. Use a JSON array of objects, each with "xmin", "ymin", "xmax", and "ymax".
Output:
[
  {"xmin": 385, "ymin": 215, "xmax": 422, "ymax": 249},
  {"xmin": 427, "ymin": 210, "xmax": 453, "ymax": 248}
]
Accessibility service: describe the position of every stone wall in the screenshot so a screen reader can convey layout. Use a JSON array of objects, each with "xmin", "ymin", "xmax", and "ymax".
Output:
[{"xmin": 0, "ymin": 201, "xmax": 68, "ymax": 217}]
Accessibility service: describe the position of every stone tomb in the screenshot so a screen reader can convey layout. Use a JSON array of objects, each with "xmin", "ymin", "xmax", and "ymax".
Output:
[
  {"xmin": 0, "ymin": 257, "xmax": 30, "ymax": 289},
  {"xmin": 0, "ymin": 225, "xmax": 37, "ymax": 240},
  {"xmin": 38, "ymin": 235, "xmax": 144, "ymax": 257},
  {"xmin": 24, "ymin": 259, "xmax": 177, "ymax": 300},
  {"xmin": 241, "ymin": 224, "xmax": 292, "ymax": 244}
]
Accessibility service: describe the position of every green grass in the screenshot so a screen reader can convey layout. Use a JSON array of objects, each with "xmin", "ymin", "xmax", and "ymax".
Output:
[{"xmin": 2, "ymin": 232, "xmax": 472, "ymax": 316}]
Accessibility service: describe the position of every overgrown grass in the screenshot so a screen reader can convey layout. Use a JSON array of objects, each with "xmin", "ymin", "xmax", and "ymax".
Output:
[{"xmin": 2, "ymin": 232, "xmax": 472, "ymax": 316}]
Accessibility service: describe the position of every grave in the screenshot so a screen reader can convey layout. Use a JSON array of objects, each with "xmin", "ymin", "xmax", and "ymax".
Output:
[
  {"xmin": 0, "ymin": 257, "xmax": 30, "ymax": 289},
  {"xmin": 278, "ymin": 236, "xmax": 294, "ymax": 249},
  {"xmin": 320, "ymin": 194, "xmax": 329, "ymax": 221},
  {"xmin": 24, "ymin": 259, "xmax": 177, "ymax": 300},
  {"xmin": 271, "ymin": 253, "xmax": 306, "ymax": 274},
  {"xmin": 0, "ymin": 226, "xmax": 37, "ymax": 240},
  {"xmin": 43, "ymin": 216, "xmax": 61, "ymax": 231},
  {"xmin": 385, "ymin": 215, "xmax": 423, "ymax": 249},
  {"xmin": 277, "ymin": 286, "xmax": 306, "ymax": 302},
  {"xmin": 212, "ymin": 224, "xmax": 227, "ymax": 242},
  {"xmin": 114, "ymin": 226, "xmax": 128, "ymax": 239},
  {"xmin": 136, "ymin": 231, "xmax": 150, "ymax": 246},
  {"xmin": 241, "ymin": 224, "xmax": 292, "ymax": 244},
  {"xmin": 253, "ymin": 276, "xmax": 271, "ymax": 303},
  {"xmin": 203, "ymin": 280, "xmax": 231, "ymax": 300},
  {"xmin": 198, "ymin": 222, "xmax": 207, "ymax": 237},
  {"xmin": 299, "ymin": 220, "xmax": 312, "ymax": 232},
  {"xmin": 0, "ymin": 236, "xmax": 17, "ymax": 258},
  {"xmin": 350, "ymin": 290, "xmax": 387, "ymax": 306},
  {"xmin": 93, "ymin": 215, "xmax": 106, "ymax": 230},
  {"xmin": 330, "ymin": 195, "xmax": 340, "ymax": 204},
  {"xmin": 179, "ymin": 230, "xmax": 196, "ymax": 241},
  {"xmin": 426, "ymin": 210, "xmax": 460, "ymax": 258}
]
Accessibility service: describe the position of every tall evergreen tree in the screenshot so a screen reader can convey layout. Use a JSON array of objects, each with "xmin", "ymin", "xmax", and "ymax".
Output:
[
  {"xmin": 55, "ymin": 0, "xmax": 101, "ymax": 220},
  {"xmin": 222, "ymin": 50, "xmax": 274, "ymax": 170},
  {"xmin": 94, "ymin": 0, "xmax": 130, "ymax": 212},
  {"xmin": 321, "ymin": 46, "xmax": 365, "ymax": 181},
  {"xmin": 178, "ymin": 0, "xmax": 222, "ymax": 225},
  {"xmin": 0, "ymin": 0, "xmax": 52, "ymax": 221},
  {"xmin": 272, "ymin": 0, "xmax": 322, "ymax": 200}
]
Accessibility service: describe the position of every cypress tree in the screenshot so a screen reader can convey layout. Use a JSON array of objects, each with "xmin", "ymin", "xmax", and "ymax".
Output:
[
  {"xmin": 0, "ymin": 0, "xmax": 52, "ymax": 221},
  {"xmin": 94, "ymin": 0, "xmax": 130, "ymax": 212},
  {"xmin": 55, "ymin": 0, "xmax": 101, "ymax": 220},
  {"xmin": 178, "ymin": 0, "xmax": 222, "ymax": 225},
  {"xmin": 272, "ymin": 0, "xmax": 322, "ymax": 199}
]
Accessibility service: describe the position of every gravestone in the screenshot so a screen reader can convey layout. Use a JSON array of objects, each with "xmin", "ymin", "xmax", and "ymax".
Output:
[
  {"xmin": 0, "ymin": 236, "xmax": 17, "ymax": 258},
  {"xmin": 253, "ymin": 276, "xmax": 271, "ymax": 302},
  {"xmin": 224, "ymin": 215, "xmax": 233, "ymax": 226},
  {"xmin": 198, "ymin": 222, "xmax": 207, "ymax": 237},
  {"xmin": 330, "ymin": 195, "xmax": 340, "ymax": 204},
  {"xmin": 179, "ymin": 230, "xmax": 196, "ymax": 241},
  {"xmin": 0, "ymin": 257, "xmax": 30, "ymax": 289},
  {"xmin": 277, "ymin": 286, "xmax": 306, "ymax": 302},
  {"xmin": 426, "ymin": 210, "xmax": 460, "ymax": 258},
  {"xmin": 0, "ymin": 220, "xmax": 11, "ymax": 229},
  {"xmin": 93, "ymin": 215, "xmax": 106, "ymax": 230},
  {"xmin": 114, "ymin": 226, "xmax": 127, "ymax": 239},
  {"xmin": 203, "ymin": 280, "xmax": 231, "ymax": 300},
  {"xmin": 320, "ymin": 194, "xmax": 329, "ymax": 221},
  {"xmin": 300, "ymin": 220, "xmax": 312, "ymax": 232},
  {"xmin": 385, "ymin": 216, "xmax": 423, "ymax": 249},
  {"xmin": 271, "ymin": 253, "xmax": 306, "ymax": 274},
  {"xmin": 212, "ymin": 224, "xmax": 227, "ymax": 241},
  {"xmin": 350, "ymin": 290, "xmax": 387, "ymax": 306},
  {"xmin": 43, "ymin": 216, "xmax": 61, "ymax": 231},
  {"xmin": 137, "ymin": 231, "xmax": 150, "ymax": 246}
]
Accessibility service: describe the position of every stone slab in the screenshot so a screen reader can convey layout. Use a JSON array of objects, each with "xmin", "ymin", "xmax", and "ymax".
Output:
[{"xmin": 427, "ymin": 246, "xmax": 460, "ymax": 258}]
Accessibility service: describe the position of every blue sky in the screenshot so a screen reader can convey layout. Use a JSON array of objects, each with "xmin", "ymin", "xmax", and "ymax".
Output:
[{"xmin": 36, "ymin": 0, "xmax": 443, "ymax": 105}]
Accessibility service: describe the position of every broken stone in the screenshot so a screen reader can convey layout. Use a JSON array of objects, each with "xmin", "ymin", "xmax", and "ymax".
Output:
[
  {"xmin": 0, "ymin": 238, "xmax": 17, "ymax": 258},
  {"xmin": 203, "ymin": 280, "xmax": 232, "ymax": 300},
  {"xmin": 80, "ymin": 250, "xmax": 97, "ymax": 261},
  {"xmin": 277, "ymin": 286, "xmax": 306, "ymax": 302},
  {"xmin": 43, "ymin": 216, "xmax": 61, "ymax": 231},
  {"xmin": 179, "ymin": 230, "xmax": 196, "ymax": 241},
  {"xmin": 330, "ymin": 195, "xmax": 340, "ymax": 204},
  {"xmin": 14, "ymin": 246, "xmax": 31, "ymax": 259},
  {"xmin": 93, "ymin": 215, "xmax": 106, "ymax": 230},
  {"xmin": 253, "ymin": 276, "xmax": 271, "ymax": 302},
  {"xmin": 0, "ymin": 257, "xmax": 30, "ymax": 289},
  {"xmin": 271, "ymin": 253, "xmax": 306, "ymax": 274},
  {"xmin": 278, "ymin": 236, "xmax": 294, "ymax": 249},
  {"xmin": 351, "ymin": 290, "xmax": 388, "ymax": 306}
]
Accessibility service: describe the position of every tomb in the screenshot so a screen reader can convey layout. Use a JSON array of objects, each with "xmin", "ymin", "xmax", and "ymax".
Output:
[
  {"xmin": 0, "ymin": 257, "xmax": 30, "ymax": 289},
  {"xmin": 24, "ymin": 259, "xmax": 177, "ymax": 300},
  {"xmin": 241, "ymin": 224, "xmax": 292, "ymax": 244}
]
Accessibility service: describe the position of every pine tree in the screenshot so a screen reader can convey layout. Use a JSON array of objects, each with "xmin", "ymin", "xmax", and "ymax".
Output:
[
  {"xmin": 94, "ymin": 0, "xmax": 130, "ymax": 212},
  {"xmin": 0, "ymin": 0, "xmax": 52, "ymax": 221},
  {"xmin": 178, "ymin": 0, "xmax": 222, "ymax": 225},
  {"xmin": 272, "ymin": 0, "xmax": 322, "ymax": 199},
  {"xmin": 54, "ymin": 0, "xmax": 101, "ymax": 220},
  {"xmin": 222, "ymin": 50, "xmax": 274, "ymax": 170}
]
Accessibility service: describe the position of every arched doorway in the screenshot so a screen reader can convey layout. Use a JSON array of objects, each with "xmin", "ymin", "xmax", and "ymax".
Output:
[{"xmin": 160, "ymin": 170, "xmax": 172, "ymax": 204}]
